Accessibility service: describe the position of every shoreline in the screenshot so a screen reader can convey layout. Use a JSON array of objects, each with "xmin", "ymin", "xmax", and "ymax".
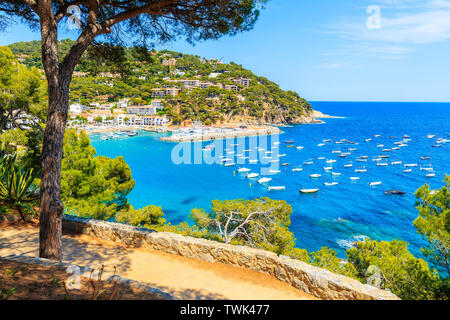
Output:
[{"xmin": 81, "ymin": 109, "xmax": 339, "ymax": 141}]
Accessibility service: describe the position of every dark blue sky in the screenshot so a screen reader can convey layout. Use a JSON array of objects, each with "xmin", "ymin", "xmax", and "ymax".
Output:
[{"xmin": 1, "ymin": 0, "xmax": 450, "ymax": 102}]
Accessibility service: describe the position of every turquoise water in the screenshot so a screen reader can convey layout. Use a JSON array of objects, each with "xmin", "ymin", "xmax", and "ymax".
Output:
[{"xmin": 90, "ymin": 102, "xmax": 450, "ymax": 257}]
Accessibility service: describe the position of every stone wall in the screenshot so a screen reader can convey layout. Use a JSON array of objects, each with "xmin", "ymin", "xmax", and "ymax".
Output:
[{"xmin": 62, "ymin": 215, "xmax": 400, "ymax": 300}]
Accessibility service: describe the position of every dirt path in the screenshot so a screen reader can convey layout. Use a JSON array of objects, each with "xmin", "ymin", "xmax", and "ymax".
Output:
[{"xmin": 0, "ymin": 224, "xmax": 315, "ymax": 300}]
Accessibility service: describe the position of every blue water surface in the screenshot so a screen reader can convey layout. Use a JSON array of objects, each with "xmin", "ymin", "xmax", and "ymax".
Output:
[{"xmin": 90, "ymin": 102, "xmax": 450, "ymax": 257}]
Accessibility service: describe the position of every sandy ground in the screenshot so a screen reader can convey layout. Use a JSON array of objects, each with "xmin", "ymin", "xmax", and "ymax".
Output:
[{"xmin": 0, "ymin": 224, "xmax": 315, "ymax": 300}]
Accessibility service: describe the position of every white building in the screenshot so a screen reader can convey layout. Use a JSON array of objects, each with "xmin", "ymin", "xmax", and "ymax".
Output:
[
  {"xmin": 126, "ymin": 105, "xmax": 157, "ymax": 116},
  {"xmin": 69, "ymin": 103, "xmax": 85, "ymax": 114},
  {"xmin": 151, "ymin": 99, "xmax": 164, "ymax": 110}
]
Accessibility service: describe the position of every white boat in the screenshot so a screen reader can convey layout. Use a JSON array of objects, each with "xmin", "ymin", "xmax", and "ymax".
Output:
[
  {"xmin": 391, "ymin": 147, "xmax": 400, "ymax": 150},
  {"xmin": 258, "ymin": 177, "xmax": 272, "ymax": 184},
  {"xmin": 331, "ymin": 172, "xmax": 342, "ymax": 176},
  {"xmin": 296, "ymin": 146, "xmax": 304, "ymax": 150},
  {"xmin": 292, "ymin": 168, "xmax": 303, "ymax": 172},
  {"xmin": 247, "ymin": 173, "xmax": 259, "ymax": 179},
  {"xmin": 350, "ymin": 177, "xmax": 360, "ymax": 181},
  {"xmin": 391, "ymin": 161, "xmax": 402, "ymax": 165},
  {"xmin": 374, "ymin": 134, "xmax": 381, "ymax": 138},
  {"xmin": 303, "ymin": 161, "xmax": 314, "ymax": 165},
  {"xmin": 238, "ymin": 168, "xmax": 251, "ymax": 173},
  {"xmin": 269, "ymin": 170, "xmax": 281, "ymax": 174},
  {"xmin": 324, "ymin": 182, "xmax": 338, "ymax": 186},
  {"xmin": 344, "ymin": 164, "xmax": 353, "ymax": 168},
  {"xmin": 323, "ymin": 139, "xmax": 332, "ymax": 143},
  {"xmin": 310, "ymin": 174, "xmax": 322, "ymax": 178},
  {"xmin": 382, "ymin": 149, "xmax": 391, "ymax": 152},
  {"xmin": 335, "ymin": 141, "xmax": 343, "ymax": 144},
  {"xmin": 273, "ymin": 142, "xmax": 280, "ymax": 145},
  {"xmin": 268, "ymin": 186, "xmax": 286, "ymax": 191},
  {"xmin": 317, "ymin": 143, "xmax": 325, "ymax": 147},
  {"xmin": 326, "ymin": 159, "xmax": 336, "ymax": 163},
  {"xmin": 369, "ymin": 181, "xmax": 382, "ymax": 186},
  {"xmin": 355, "ymin": 169, "xmax": 367, "ymax": 173},
  {"xmin": 348, "ymin": 148, "xmax": 357, "ymax": 151},
  {"xmin": 427, "ymin": 135, "xmax": 436, "ymax": 139},
  {"xmin": 323, "ymin": 167, "xmax": 333, "ymax": 171},
  {"xmin": 372, "ymin": 158, "xmax": 382, "ymax": 162},
  {"xmin": 403, "ymin": 169, "xmax": 412, "ymax": 173},
  {"xmin": 360, "ymin": 156, "xmax": 368, "ymax": 159},
  {"xmin": 278, "ymin": 154, "xmax": 287, "ymax": 157},
  {"xmin": 365, "ymin": 138, "xmax": 372, "ymax": 142},
  {"xmin": 332, "ymin": 150, "xmax": 342, "ymax": 154},
  {"xmin": 317, "ymin": 157, "xmax": 325, "ymax": 160},
  {"xmin": 404, "ymin": 163, "xmax": 418, "ymax": 167},
  {"xmin": 377, "ymin": 163, "xmax": 389, "ymax": 167},
  {"xmin": 420, "ymin": 166, "xmax": 434, "ymax": 171},
  {"xmin": 356, "ymin": 159, "xmax": 367, "ymax": 162},
  {"xmin": 224, "ymin": 163, "xmax": 235, "ymax": 167},
  {"xmin": 426, "ymin": 173, "xmax": 436, "ymax": 178},
  {"xmin": 300, "ymin": 188, "xmax": 319, "ymax": 194},
  {"xmin": 377, "ymin": 144, "xmax": 384, "ymax": 148}
]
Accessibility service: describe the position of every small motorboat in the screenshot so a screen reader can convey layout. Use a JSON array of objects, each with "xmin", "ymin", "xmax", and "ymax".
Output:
[
  {"xmin": 350, "ymin": 177, "xmax": 360, "ymax": 181},
  {"xmin": 432, "ymin": 145, "xmax": 442, "ymax": 148},
  {"xmin": 379, "ymin": 155, "xmax": 390, "ymax": 158},
  {"xmin": 310, "ymin": 174, "xmax": 322, "ymax": 178},
  {"xmin": 384, "ymin": 190, "xmax": 406, "ymax": 195},
  {"xmin": 332, "ymin": 150, "xmax": 342, "ymax": 154},
  {"xmin": 331, "ymin": 172, "xmax": 342, "ymax": 176},
  {"xmin": 324, "ymin": 182, "xmax": 338, "ymax": 186},
  {"xmin": 355, "ymin": 169, "xmax": 367, "ymax": 173},
  {"xmin": 323, "ymin": 139, "xmax": 332, "ymax": 143},
  {"xmin": 292, "ymin": 168, "xmax": 303, "ymax": 172},
  {"xmin": 403, "ymin": 169, "xmax": 412, "ymax": 173},
  {"xmin": 377, "ymin": 144, "xmax": 384, "ymax": 148},
  {"xmin": 269, "ymin": 170, "xmax": 281, "ymax": 174},
  {"xmin": 278, "ymin": 154, "xmax": 287, "ymax": 157},
  {"xmin": 296, "ymin": 146, "xmax": 304, "ymax": 150},
  {"xmin": 344, "ymin": 164, "xmax": 353, "ymax": 168},
  {"xmin": 268, "ymin": 186, "xmax": 286, "ymax": 191},
  {"xmin": 360, "ymin": 156, "xmax": 368, "ymax": 159},
  {"xmin": 365, "ymin": 138, "xmax": 372, "ymax": 142},
  {"xmin": 426, "ymin": 173, "xmax": 436, "ymax": 178},
  {"xmin": 326, "ymin": 159, "xmax": 336, "ymax": 163},
  {"xmin": 421, "ymin": 157, "xmax": 431, "ymax": 160},
  {"xmin": 300, "ymin": 188, "xmax": 319, "ymax": 194},
  {"xmin": 281, "ymin": 163, "xmax": 290, "ymax": 166},
  {"xmin": 258, "ymin": 177, "xmax": 272, "ymax": 184},
  {"xmin": 317, "ymin": 143, "xmax": 325, "ymax": 147},
  {"xmin": 317, "ymin": 157, "xmax": 325, "ymax": 160},
  {"xmin": 427, "ymin": 135, "xmax": 436, "ymax": 139},
  {"xmin": 404, "ymin": 163, "xmax": 418, "ymax": 167},
  {"xmin": 369, "ymin": 181, "xmax": 382, "ymax": 186},
  {"xmin": 273, "ymin": 142, "xmax": 280, "ymax": 146},
  {"xmin": 247, "ymin": 173, "xmax": 259, "ymax": 179},
  {"xmin": 391, "ymin": 161, "xmax": 402, "ymax": 165},
  {"xmin": 420, "ymin": 166, "xmax": 434, "ymax": 171},
  {"xmin": 377, "ymin": 163, "xmax": 389, "ymax": 167},
  {"xmin": 382, "ymin": 149, "xmax": 391, "ymax": 152},
  {"xmin": 303, "ymin": 161, "xmax": 314, "ymax": 165},
  {"xmin": 224, "ymin": 163, "xmax": 236, "ymax": 167},
  {"xmin": 323, "ymin": 167, "xmax": 333, "ymax": 171},
  {"xmin": 286, "ymin": 145, "xmax": 295, "ymax": 148},
  {"xmin": 284, "ymin": 140, "xmax": 294, "ymax": 144},
  {"xmin": 238, "ymin": 167, "xmax": 251, "ymax": 173}
]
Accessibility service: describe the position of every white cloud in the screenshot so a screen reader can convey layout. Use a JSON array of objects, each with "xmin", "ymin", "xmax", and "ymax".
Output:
[{"xmin": 324, "ymin": 0, "xmax": 450, "ymax": 58}]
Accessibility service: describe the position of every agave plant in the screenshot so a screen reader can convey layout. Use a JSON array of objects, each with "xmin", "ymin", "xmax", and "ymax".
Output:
[{"xmin": 0, "ymin": 154, "xmax": 39, "ymax": 221}]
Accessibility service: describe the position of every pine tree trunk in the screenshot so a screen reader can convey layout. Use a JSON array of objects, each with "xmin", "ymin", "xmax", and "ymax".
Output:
[{"xmin": 38, "ymin": 74, "xmax": 70, "ymax": 260}]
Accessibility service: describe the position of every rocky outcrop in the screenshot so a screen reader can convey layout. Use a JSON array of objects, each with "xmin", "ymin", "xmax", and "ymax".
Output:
[{"xmin": 62, "ymin": 215, "xmax": 400, "ymax": 300}]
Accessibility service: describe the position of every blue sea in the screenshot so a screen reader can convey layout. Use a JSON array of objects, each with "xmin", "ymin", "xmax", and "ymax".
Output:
[{"xmin": 90, "ymin": 102, "xmax": 450, "ymax": 258}]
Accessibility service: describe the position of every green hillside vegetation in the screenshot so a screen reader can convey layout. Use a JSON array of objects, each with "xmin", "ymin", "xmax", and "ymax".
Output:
[{"xmin": 9, "ymin": 40, "xmax": 312, "ymax": 125}]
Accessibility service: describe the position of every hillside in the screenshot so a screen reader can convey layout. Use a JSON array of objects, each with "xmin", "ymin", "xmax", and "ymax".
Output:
[{"xmin": 9, "ymin": 40, "xmax": 313, "ymax": 125}]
